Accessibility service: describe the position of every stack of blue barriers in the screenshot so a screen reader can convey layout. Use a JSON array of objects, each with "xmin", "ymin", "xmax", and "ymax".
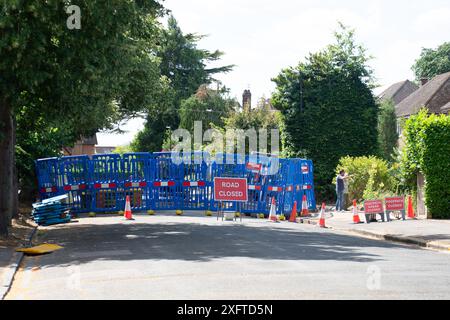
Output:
[{"xmin": 32, "ymin": 195, "xmax": 71, "ymax": 226}]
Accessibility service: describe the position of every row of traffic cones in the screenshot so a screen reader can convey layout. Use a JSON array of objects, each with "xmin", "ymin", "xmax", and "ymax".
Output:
[
  {"xmin": 117, "ymin": 195, "xmax": 416, "ymax": 224},
  {"xmin": 269, "ymin": 196, "xmax": 327, "ymax": 228}
]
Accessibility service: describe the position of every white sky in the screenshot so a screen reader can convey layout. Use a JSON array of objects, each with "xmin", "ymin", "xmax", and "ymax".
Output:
[{"xmin": 97, "ymin": 0, "xmax": 450, "ymax": 146}]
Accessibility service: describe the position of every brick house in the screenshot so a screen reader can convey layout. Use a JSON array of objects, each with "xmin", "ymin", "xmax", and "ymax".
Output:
[
  {"xmin": 393, "ymin": 72, "xmax": 450, "ymax": 218},
  {"xmin": 396, "ymin": 72, "xmax": 450, "ymax": 119},
  {"xmin": 63, "ymin": 134, "xmax": 98, "ymax": 156},
  {"xmin": 378, "ymin": 80, "xmax": 419, "ymax": 106}
]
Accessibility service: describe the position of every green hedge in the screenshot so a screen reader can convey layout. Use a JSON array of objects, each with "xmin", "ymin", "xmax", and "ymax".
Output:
[{"xmin": 402, "ymin": 110, "xmax": 450, "ymax": 219}]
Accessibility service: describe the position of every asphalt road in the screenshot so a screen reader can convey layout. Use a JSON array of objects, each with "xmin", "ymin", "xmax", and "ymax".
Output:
[{"xmin": 6, "ymin": 213, "xmax": 450, "ymax": 300}]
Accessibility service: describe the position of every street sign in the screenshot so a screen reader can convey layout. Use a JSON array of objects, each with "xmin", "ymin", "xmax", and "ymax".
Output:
[
  {"xmin": 246, "ymin": 162, "xmax": 262, "ymax": 172},
  {"xmin": 214, "ymin": 177, "xmax": 248, "ymax": 202},
  {"xmin": 301, "ymin": 165, "xmax": 309, "ymax": 174},
  {"xmin": 385, "ymin": 197, "xmax": 405, "ymax": 211},
  {"xmin": 364, "ymin": 200, "xmax": 384, "ymax": 214}
]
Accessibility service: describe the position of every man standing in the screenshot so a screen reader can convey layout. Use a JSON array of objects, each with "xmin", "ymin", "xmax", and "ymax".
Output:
[{"xmin": 335, "ymin": 170, "xmax": 350, "ymax": 212}]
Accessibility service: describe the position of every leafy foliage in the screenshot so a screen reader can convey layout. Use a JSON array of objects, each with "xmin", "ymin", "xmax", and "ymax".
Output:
[
  {"xmin": 179, "ymin": 85, "xmax": 237, "ymax": 133},
  {"xmin": 401, "ymin": 110, "xmax": 450, "ymax": 218},
  {"xmin": 377, "ymin": 99, "xmax": 398, "ymax": 162},
  {"xmin": 0, "ymin": 0, "xmax": 167, "ymax": 234},
  {"xmin": 223, "ymin": 104, "xmax": 284, "ymax": 155},
  {"xmin": 412, "ymin": 42, "xmax": 450, "ymax": 81},
  {"xmin": 133, "ymin": 15, "xmax": 233, "ymax": 152},
  {"xmin": 271, "ymin": 24, "xmax": 378, "ymax": 200},
  {"xmin": 335, "ymin": 156, "xmax": 395, "ymax": 202}
]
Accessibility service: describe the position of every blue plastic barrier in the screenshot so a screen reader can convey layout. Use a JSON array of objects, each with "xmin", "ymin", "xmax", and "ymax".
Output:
[
  {"xmin": 90, "ymin": 154, "xmax": 121, "ymax": 212},
  {"xmin": 35, "ymin": 157, "xmax": 60, "ymax": 199},
  {"xmin": 59, "ymin": 155, "xmax": 90, "ymax": 213},
  {"xmin": 151, "ymin": 152, "xmax": 182, "ymax": 211},
  {"xmin": 122, "ymin": 153, "xmax": 151, "ymax": 211},
  {"xmin": 36, "ymin": 152, "xmax": 317, "ymax": 215},
  {"xmin": 180, "ymin": 152, "xmax": 208, "ymax": 210}
]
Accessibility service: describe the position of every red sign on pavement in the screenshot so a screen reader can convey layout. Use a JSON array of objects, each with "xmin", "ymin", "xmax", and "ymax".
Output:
[
  {"xmin": 364, "ymin": 200, "xmax": 384, "ymax": 214},
  {"xmin": 214, "ymin": 178, "xmax": 248, "ymax": 202},
  {"xmin": 385, "ymin": 197, "xmax": 405, "ymax": 211},
  {"xmin": 246, "ymin": 162, "xmax": 262, "ymax": 172}
]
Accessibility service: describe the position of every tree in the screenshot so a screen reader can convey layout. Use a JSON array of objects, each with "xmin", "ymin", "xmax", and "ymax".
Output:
[
  {"xmin": 222, "ymin": 104, "xmax": 284, "ymax": 155},
  {"xmin": 133, "ymin": 15, "xmax": 233, "ymax": 152},
  {"xmin": 271, "ymin": 24, "xmax": 378, "ymax": 199},
  {"xmin": 377, "ymin": 99, "xmax": 398, "ymax": 162},
  {"xmin": 0, "ymin": 1, "xmax": 166, "ymax": 236},
  {"xmin": 179, "ymin": 85, "xmax": 236, "ymax": 133},
  {"xmin": 412, "ymin": 42, "xmax": 450, "ymax": 81}
]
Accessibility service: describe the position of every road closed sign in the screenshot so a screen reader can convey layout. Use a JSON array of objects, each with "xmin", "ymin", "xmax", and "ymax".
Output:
[{"xmin": 214, "ymin": 177, "xmax": 248, "ymax": 202}]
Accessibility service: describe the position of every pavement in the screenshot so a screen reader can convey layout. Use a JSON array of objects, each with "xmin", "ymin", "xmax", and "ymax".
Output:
[
  {"xmin": 0, "ymin": 227, "xmax": 36, "ymax": 299},
  {"xmin": 300, "ymin": 209, "xmax": 450, "ymax": 251},
  {"xmin": 4, "ymin": 212, "xmax": 450, "ymax": 300}
]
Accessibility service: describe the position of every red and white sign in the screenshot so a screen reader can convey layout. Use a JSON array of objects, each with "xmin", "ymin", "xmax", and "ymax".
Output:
[
  {"xmin": 63, "ymin": 184, "xmax": 87, "ymax": 191},
  {"xmin": 214, "ymin": 178, "xmax": 248, "ymax": 202},
  {"xmin": 93, "ymin": 183, "xmax": 117, "ymax": 189},
  {"xmin": 364, "ymin": 200, "xmax": 384, "ymax": 214},
  {"xmin": 182, "ymin": 181, "xmax": 206, "ymax": 187},
  {"xmin": 385, "ymin": 197, "xmax": 405, "ymax": 211},
  {"xmin": 268, "ymin": 186, "xmax": 283, "ymax": 192},
  {"xmin": 124, "ymin": 182, "xmax": 148, "ymax": 188},
  {"xmin": 246, "ymin": 162, "xmax": 262, "ymax": 172},
  {"xmin": 153, "ymin": 181, "xmax": 175, "ymax": 187},
  {"xmin": 40, "ymin": 186, "xmax": 58, "ymax": 193},
  {"xmin": 301, "ymin": 165, "xmax": 309, "ymax": 174}
]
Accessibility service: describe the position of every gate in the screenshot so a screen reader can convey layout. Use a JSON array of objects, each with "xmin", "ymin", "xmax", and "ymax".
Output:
[
  {"xmin": 59, "ymin": 155, "xmax": 90, "ymax": 213},
  {"xmin": 151, "ymin": 152, "xmax": 182, "ymax": 211},
  {"xmin": 121, "ymin": 153, "xmax": 151, "ymax": 211},
  {"xmin": 90, "ymin": 154, "xmax": 121, "ymax": 212},
  {"xmin": 36, "ymin": 157, "xmax": 60, "ymax": 199}
]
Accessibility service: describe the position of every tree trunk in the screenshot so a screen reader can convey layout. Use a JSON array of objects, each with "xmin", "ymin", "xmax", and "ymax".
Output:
[
  {"xmin": 0, "ymin": 99, "xmax": 14, "ymax": 236},
  {"xmin": 12, "ymin": 115, "xmax": 19, "ymax": 219}
]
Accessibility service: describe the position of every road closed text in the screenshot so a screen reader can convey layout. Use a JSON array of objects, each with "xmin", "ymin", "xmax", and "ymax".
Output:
[{"xmin": 214, "ymin": 178, "xmax": 248, "ymax": 202}]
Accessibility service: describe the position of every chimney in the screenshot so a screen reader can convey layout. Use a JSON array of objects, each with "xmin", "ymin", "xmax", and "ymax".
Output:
[
  {"xmin": 420, "ymin": 78, "xmax": 429, "ymax": 86},
  {"xmin": 242, "ymin": 89, "xmax": 252, "ymax": 111}
]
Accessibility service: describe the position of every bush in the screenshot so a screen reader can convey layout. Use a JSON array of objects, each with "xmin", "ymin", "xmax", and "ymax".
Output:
[
  {"xmin": 402, "ymin": 110, "xmax": 450, "ymax": 219},
  {"xmin": 335, "ymin": 156, "xmax": 395, "ymax": 202}
]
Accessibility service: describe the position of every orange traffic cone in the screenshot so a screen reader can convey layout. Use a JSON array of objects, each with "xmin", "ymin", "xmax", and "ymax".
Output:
[
  {"xmin": 319, "ymin": 203, "xmax": 326, "ymax": 228},
  {"xmin": 124, "ymin": 195, "xmax": 134, "ymax": 220},
  {"xmin": 407, "ymin": 196, "xmax": 416, "ymax": 219},
  {"xmin": 352, "ymin": 200, "xmax": 362, "ymax": 224},
  {"xmin": 268, "ymin": 197, "xmax": 279, "ymax": 222},
  {"xmin": 289, "ymin": 201, "xmax": 298, "ymax": 223},
  {"xmin": 301, "ymin": 195, "xmax": 309, "ymax": 217}
]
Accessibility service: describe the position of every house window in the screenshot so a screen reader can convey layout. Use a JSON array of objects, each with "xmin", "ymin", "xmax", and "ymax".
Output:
[{"xmin": 396, "ymin": 119, "xmax": 403, "ymax": 136}]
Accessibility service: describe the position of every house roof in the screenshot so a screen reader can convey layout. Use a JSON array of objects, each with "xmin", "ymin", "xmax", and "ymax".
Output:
[
  {"xmin": 378, "ymin": 80, "xmax": 418, "ymax": 105},
  {"xmin": 396, "ymin": 72, "xmax": 450, "ymax": 117},
  {"xmin": 441, "ymin": 101, "xmax": 450, "ymax": 113}
]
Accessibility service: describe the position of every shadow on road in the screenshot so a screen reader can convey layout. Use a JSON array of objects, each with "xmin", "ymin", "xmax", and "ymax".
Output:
[{"xmin": 21, "ymin": 217, "xmax": 419, "ymax": 269}]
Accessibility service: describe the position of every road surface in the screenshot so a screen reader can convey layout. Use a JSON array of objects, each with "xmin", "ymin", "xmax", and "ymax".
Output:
[{"xmin": 6, "ymin": 214, "xmax": 450, "ymax": 299}]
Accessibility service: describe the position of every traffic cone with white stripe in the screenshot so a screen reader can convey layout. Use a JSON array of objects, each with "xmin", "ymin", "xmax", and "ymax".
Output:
[
  {"xmin": 352, "ymin": 200, "xmax": 362, "ymax": 224},
  {"xmin": 124, "ymin": 195, "xmax": 134, "ymax": 220},
  {"xmin": 268, "ymin": 197, "xmax": 279, "ymax": 222},
  {"xmin": 301, "ymin": 195, "xmax": 309, "ymax": 217},
  {"xmin": 289, "ymin": 201, "xmax": 298, "ymax": 223},
  {"xmin": 319, "ymin": 203, "xmax": 326, "ymax": 228}
]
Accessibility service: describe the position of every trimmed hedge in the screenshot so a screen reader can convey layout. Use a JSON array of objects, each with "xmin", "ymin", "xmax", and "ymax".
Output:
[{"xmin": 402, "ymin": 110, "xmax": 450, "ymax": 219}]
